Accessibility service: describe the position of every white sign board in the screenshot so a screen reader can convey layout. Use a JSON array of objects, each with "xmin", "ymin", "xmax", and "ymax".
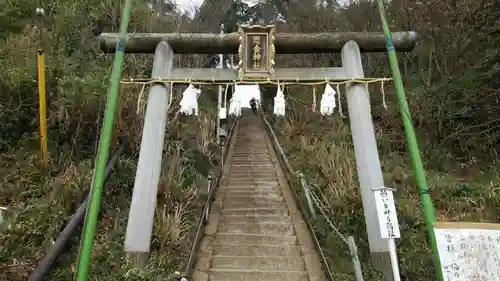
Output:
[
  {"xmin": 219, "ymin": 107, "xmax": 227, "ymax": 119},
  {"xmin": 373, "ymin": 188, "xmax": 400, "ymax": 239},
  {"xmin": 434, "ymin": 222, "xmax": 500, "ymax": 281}
]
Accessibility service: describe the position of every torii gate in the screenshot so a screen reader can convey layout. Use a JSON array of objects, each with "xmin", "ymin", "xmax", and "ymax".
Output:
[{"xmin": 98, "ymin": 26, "xmax": 417, "ymax": 281}]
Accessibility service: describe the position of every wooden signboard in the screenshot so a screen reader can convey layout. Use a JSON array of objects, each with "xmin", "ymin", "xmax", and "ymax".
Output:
[{"xmin": 434, "ymin": 222, "xmax": 500, "ymax": 281}]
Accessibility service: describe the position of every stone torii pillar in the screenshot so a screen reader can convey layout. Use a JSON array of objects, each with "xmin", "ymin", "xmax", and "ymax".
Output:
[
  {"xmin": 342, "ymin": 40, "xmax": 397, "ymax": 281},
  {"xmin": 124, "ymin": 41, "xmax": 173, "ymax": 267}
]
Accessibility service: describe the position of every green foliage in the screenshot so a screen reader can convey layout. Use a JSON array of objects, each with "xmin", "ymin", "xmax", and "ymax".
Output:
[
  {"xmin": 1, "ymin": 0, "xmax": 500, "ymax": 280},
  {"xmin": 0, "ymin": 1, "xmax": 221, "ymax": 280}
]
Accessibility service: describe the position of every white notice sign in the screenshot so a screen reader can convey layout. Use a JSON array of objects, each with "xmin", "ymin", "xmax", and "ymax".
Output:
[
  {"xmin": 219, "ymin": 107, "xmax": 227, "ymax": 119},
  {"xmin": 373, "ymin": 188, "xmax": 400, "ymax": 238},
  {"xmin": 434, "ymin": 222, "xmax": 500, "ymax": 281}
]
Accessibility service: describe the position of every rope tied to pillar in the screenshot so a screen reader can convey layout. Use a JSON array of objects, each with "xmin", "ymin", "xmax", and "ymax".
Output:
[
  {"xmin": 380, "ymin": 80, "xmax": 388, "ymax": 110},
  {"xmin": 136, "ymin": 82, "xmax": 175, "ymax": 116},
  {"xmin": 136, "ymin": 83, "xmax": 146, "ymax": 115},
  {"xmin": 120, "ymin": 77, "xmax": 393, "ymax": 86},
  {"xmin": 312, "ymin": 87, "xmax": 316, "ymax": 112},
  {"xmin": 336, "ymin": 84, "xmax": 345, "ymax": 118},
  {"xmin": 126, "ymin": 77, "xmax": 391, "ymax": 119}
]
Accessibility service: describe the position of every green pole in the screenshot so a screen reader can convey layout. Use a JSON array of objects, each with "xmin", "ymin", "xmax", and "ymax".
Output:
[
  {"xmin": 74, "ymin": 1, "xmax": 133, "ymax": 281},
  {"xmin": 375, "ymin": 1, "xmax": 444, "ymax": 281}
]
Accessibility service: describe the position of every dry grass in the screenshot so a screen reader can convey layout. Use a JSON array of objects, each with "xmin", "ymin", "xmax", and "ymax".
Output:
[
  {"xmin": 268, "ymin": 88, "xmax": 500, "ymax": 280},
  {"xmin": 1, "ymin": 0, "xmax": 226, "ymax": 277},
  {"xmin": 0, "ymin": 105, "xmax": 217, "ymax": 281}
]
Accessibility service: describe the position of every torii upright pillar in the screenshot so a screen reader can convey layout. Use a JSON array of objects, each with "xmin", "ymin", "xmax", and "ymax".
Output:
[
  {"xmin": 124, "ymin": 41, "xmax": 173, "ymax": 267},
  {"xmin": 342, "ymin": 40, "xmax": 398, "ymax": 281}
]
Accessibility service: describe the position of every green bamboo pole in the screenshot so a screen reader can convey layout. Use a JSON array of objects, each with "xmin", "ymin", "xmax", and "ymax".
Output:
[
  {"xmin": 74, "ymin": 1, "xmax": 133, "ymax": 281},
  {"xmin": 375, "ymin": 1, "xmax": 444, "ymax": 281}
]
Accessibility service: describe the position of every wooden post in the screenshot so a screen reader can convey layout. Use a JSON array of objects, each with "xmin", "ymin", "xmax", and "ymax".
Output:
[
  {"xmin": 347, "ymin": 236, "xmax": 365, "ymax": 281},
  {"xmin": 217, "ymin": 24, "xmax": 224, "ymax": 145},
  {"xmin": 124, "ymin": 41, "xmax": 173, "ymax": 267},
  {"xmin": 341, "ymin": 40, "xmax": 394, "ymax": 281},
  {"xmin": 36, "ymin": 50, "xmax": 49, "ymax": 169}
]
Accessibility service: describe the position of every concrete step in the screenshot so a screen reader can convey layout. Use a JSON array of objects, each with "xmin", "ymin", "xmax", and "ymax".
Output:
[
  {"xmin": 227, "ymin": 173, "xmax": 278, "ymax": 179},
  {"xmin": 231, "ymin": 154, "xmax": 269, "ymax": 156},
  {"xmin": 223, "ymin": 195, "xmax": 284, "ymax": 202},
  {"xmin": 230, "ymin": 159, "xmax": 271, "ymax": 161},
  {"xmin": 222, "ymin": 201, "xmax": 287, "ymax": 210},
  {"xmin": 230, "ymin": 158, "xmax": 271, "ymax": 161},
  {"xmin": 226, "ymin": 180, "xmax": 277, "ymax": 183},
  {"xmin": 226, "ymin": 179, "xmax": 278, "ymax": 184},
  {"xmin": 229, "ymin": 171, "xmax": 275, "ymax": 175},
  {"xmin": 215, "ymin": 233, "xmax": 297, "ymax": 246},
  {"xmin": 231, "ymin": 144, "xmax": 266, "ymax": 147},
  {"xmin": 209, "ymin": 269, "xmax": 309, "ymax": 281},
  {"xmin": 229, "ymin": 171, "xmax": 276, "ymax": 178},
  {"xmin": 221, "ymin": 208, "xmax": 289, "ymax": 216},
  {"xmin": 211, "ymin": 256, "xmax": 305, "ymax": 271},
  {"xmin": 217, "ymin": 222, "xmax": 295, "ymax": 235},
  {"xmin": 228, "ymin": 171, "xmax": 276, "ymax": 176},
  {"xmin": 213, "ymin": 243, "xmax": 302, "ymax": 256},
  {"xmin": 224, "ymin": 189, "xmax": 282, "ymax": 197},
  {"xmin": 229, "ymin": 163, "xmax": 273, "ymax": 166},
  {"xmin": 220, "ymin": 215, "xmax": 291, "ymax": 224},
  {"xmin": 230, "ymin": 164, "xmax": 273, "ymax": 168},
  {"xmin": 227, "ymin": 175, "xmax": 276, "ymax": 179},
  {"xmin": 226, "ymin": 180, "xmax": 279, "ymax": 185},
  {"xmin": 225, "ymin": 183, "xmax": 279, "ymax": 189},
  {"xmin": 225, "ymin": 187, "xmax": 281, "ymax": 193},
  {"xmin": 231, "ymin": 154, "xmax": 270, "ymax": 157},
  {"xmin": 231, "ymin": 153, "xmax": 269, "ymax": 155}
]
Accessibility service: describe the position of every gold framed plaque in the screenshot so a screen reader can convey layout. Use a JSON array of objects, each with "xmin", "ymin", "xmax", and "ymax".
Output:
[{"xmin": 237, "ymin": 24, "xmax": 276, "ymax": 79}]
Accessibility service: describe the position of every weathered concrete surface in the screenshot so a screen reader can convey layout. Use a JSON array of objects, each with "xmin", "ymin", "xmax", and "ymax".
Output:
[
  {"xmin": 192, "ymin": 113, "xmax": 328, "ymax": 281},
  {"xmin": 124, "ymin": 41, "xmax": 173, "ymax": 267},
  {"xmin": 165, "ymin": 68, "xmax": 347, "ymax": 82},
  {"xmin": 99, "ymin": 31, "xmax": 417, "ymax": 53}
]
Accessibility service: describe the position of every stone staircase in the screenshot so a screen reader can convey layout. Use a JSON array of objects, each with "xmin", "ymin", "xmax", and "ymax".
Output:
[{"xmin": 192, "ymin": 113, "xmax": 327, "ymax": 281}]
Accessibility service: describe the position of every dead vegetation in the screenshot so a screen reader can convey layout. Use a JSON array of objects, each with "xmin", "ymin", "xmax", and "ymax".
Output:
[
  {"xmin": 1, "ymin": 0, "xmax": 500, "ymax": 280},
  {"xmin": 0, "ymin": 0, "xmax": 226, "ymax": 280},
  {"xmin": 263, "ymin": 0, "xmax": 500, "ymax": 280}
]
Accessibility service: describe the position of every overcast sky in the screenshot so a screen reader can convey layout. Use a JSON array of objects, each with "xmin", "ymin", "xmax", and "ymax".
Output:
[
  {"xmin": 174, "ymin": 0, "xmax": 346, "ymax": 15},
  {"xmin": 173, "ymin": 0, "xmax": 260, "ymax": 15},
  {"xmin": 173, "ymin": 0, "xmax": 203, "ymax": 15}
]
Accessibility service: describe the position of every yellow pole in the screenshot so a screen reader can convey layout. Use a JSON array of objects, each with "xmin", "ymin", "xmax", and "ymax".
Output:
[{"xmin": 37, "ymin": 50, "xmax": 49, "ymax": 169}]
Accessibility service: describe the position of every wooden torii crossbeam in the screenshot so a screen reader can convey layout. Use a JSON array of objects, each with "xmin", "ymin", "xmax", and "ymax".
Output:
[
  {"xmin": 98, "ymin": 31, "xmax": 417, "ymax": 54},
  {"xmin": 100, "ymin": 29, "xmax": 416, "ymax": 83}
]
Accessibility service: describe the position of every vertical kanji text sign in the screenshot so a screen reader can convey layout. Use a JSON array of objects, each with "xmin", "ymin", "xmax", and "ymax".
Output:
[{"xmin": 373, "ymin": 188, "xmax": 401, "ymax": 239}]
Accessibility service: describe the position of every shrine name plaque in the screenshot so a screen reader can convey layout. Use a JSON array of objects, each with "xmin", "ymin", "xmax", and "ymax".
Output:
[
  {"xmin": 434, "ymin": 222, "xmax": 500, "ymax": 281},
  {"xmin": 237, "ymin": 24, "xmax": 275, "ymax": 79}
]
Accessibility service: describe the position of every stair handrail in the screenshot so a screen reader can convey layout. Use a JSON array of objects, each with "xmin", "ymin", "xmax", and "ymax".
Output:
[
  {"xmin": 261, "ymin": 112, "xmax": 365, "ymax": 281},
  {"xmin": 296, "ymin": 173, "xmax": 365, "ymax": 281},
  {"xmin": 181, "ymin": 115, "xmax": 239, "ymax": 279}
]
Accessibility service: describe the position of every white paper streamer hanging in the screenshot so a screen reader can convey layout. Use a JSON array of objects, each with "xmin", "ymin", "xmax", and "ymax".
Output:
[
  {"xmin": 273, "ymin": 84, "xmax": 286, "ymax": 116},
  {"xmin": 179, "ymin": 84, "xmax": 201, "ymax": 116},
  {"xmin": 228, "ymin": 96, "xmax": 241, "ymax": 116},
  {"xmin": 320, "ymin": 83, "xmax": 337, "ymax": 116},
  {"xmin": 219, "ymin": 84, "xmax": 229, "ymax": 119}
]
